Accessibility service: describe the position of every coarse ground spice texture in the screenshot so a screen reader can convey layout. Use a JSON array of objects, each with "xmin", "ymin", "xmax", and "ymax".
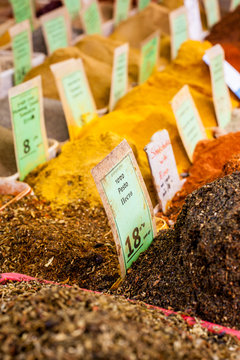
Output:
[
  {"xmin": 0, "ymin": 196, "xmax": 119, "ymax": 291},
  {"xmin": 117, "ymin": 172, "xmax": 240, "ymax": 329},
  {"xmin": 0, "ymin": 282, "xmax": 239, "ymax": 360}
]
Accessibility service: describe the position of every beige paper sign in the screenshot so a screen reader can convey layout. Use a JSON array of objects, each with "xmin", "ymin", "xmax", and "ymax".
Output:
[
  {"xmin": 40, "ymin": 6, "xmax": 71, "ymax": 55},
  {"xmin": 171, "ymin": 85, "xmax": 207, "ymax": 162},
  {"xmin": 203, "ymin": 0, "xmax": 220, "ymax": 28},
  {"xmin": 80, "ymin": 0, "xmax": 103, "ymax": 35},
  {"xmin": 8, "ymin": 76, "xmax": 48, "ymax": 180},
  {"xmin": 51, "ymin": 58, "xmax": 97, "ymax": 140},
  {"xmin": 169, "ymin": 6, "xmax": 189, "ymax": 59},
  {"xmin": 91, "ymin": 139, "xmax": 156, "ymax": 278},
  {"xmin": 139, "ymin": 30, "xmax": 160, "ymax": 84},
  {"xmin": 145, "ymin": 129, "xmax": 183, "ymax": 214}
]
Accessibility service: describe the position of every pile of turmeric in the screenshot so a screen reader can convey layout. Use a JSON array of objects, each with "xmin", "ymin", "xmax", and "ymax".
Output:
[
  {"xmin": 24, "ymin": 34, "xmax": 140, "ymax": 110},
  {"xmin": 26, "ymin": 40, "xmax": 239, "ymax": 208}
]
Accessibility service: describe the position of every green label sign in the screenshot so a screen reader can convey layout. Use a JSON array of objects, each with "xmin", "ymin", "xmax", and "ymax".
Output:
[
  {"xmin": 171, "ymin": 10, "xmax": 188, "ymax": 59},
  {"xmin": 12, "ymin": 30, "xmax": 32, "ymax": 85},
  {"xmin": 109, "ymin": 44, "xmax": 128, "ymax": 111},
  {"xmin": 231, "ymin": 0, "xmax": 240, "ymax": 10},
  {"xmin": 10, "ymin": 86, "xmax": 47, "ymax": 180},
  {"xmin": 138, "ymin": 0, "xmax": 150, "ymax": 11},
  {"xmin": 82, "ymin": 1, "xmax": 102, "ymax": 35},
  {"xmin": 209, "ymin": 52, "xmax": 231, "ymax": 128},
  {"xmin": 101, "ymin": 154, "xmax": 154, "ymax": 273},
  {"xmin": 43, "ymin": 16, "xmax": 68, "ymax": 53},
  {"xmin": 114, "ymin": 0, "xmax": 130, "ymax": 26},
  {"xmin": 10, "ymin": 0, "xmax": 33, "ymax": 28},
  {"xmin": 139, "ymin": 33, "xmax": 159, "ymax": 84},
  {"xmin": 62, "ymin": 70, "xmax": 96, "ymax": 127},
  {"xmin": 64, "ymin": 0, "xmax": 81, "ymax": 19},
  {"xmin": 203, "ymin": 0, "xmax": 219, "ymax": 28}
]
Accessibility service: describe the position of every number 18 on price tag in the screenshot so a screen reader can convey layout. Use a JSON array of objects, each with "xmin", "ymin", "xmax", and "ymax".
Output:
[{"xmin": 91, "ymin": 139, "xmax": 156, "ymax": 278}]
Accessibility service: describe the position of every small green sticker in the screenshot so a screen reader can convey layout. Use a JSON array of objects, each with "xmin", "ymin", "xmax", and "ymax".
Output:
[
  {"xmin": 62, "ymin": 70, "xmax": 96, "ymax": 127},
  {"xmin": 10, "ymin": 87, "xmax": 47, "ymax": 180},
  {"xmin": 82, "ymin": 2, "xmax": 102, "ymax": 35},
  {"xmin": 111, "ymin": 47, "xmax": 128, "ymax": 110},
  {"xmin": 204, "ymin": 0, "xmax": 219, "ymax": 28},
  {"xmin": 12, "ymin": 30, "xmax": 32, "ymax": 85},
  {"xmin": 210, "ymin": 53, "xmax": 231, "ymax": 128},
  {"xmin": 138, "ymin": 0, "xmax": 150, "ymax": 11},
  {"xmin": 64, "ymin": 0, "xmax": 81, "ymax": 19},
  {"xmin": 114, "ymin": 0, "xmax": 130, "ymax": 26},
  {"xmin": 139, "ymin": 35, "xmax": 158, "ymax": 84},
  {"xmin": 44, "ymin": 16, "xmax": 68, "ymax": 53},
  {"xmin": 101, "ymin": 154, "xmax": 154, "ymax": 272},
  {"xmin": 172, "ymin": 12, "xmax": 188, "ymax": 59},
  {"xmin": 10, "ymin": 0, "xmax": 33, "ymax": 28},
  {"xmin": 176, "ymin": 98, "xmax": 204, "ymax": 159}
]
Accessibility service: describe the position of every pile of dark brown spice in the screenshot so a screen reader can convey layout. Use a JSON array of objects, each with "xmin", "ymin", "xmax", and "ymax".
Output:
[
  {"xmin": 0, "ymin": 196, "xmax": 119, "ymax": 291},
  {"xmin": 0, "ymin": 281, "xmax": 239, "ymax": 360},
  {"xmin": 116, "ymin": 172, "xmax": 240, "ymax": 328}
]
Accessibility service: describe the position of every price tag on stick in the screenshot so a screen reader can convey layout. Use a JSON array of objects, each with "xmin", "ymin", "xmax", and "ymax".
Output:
[
  {"xmin": 9, "ymin": 20, "xmax": 33, "ymax": 85},
  {"xmin": 139, "ymin": 31, "xmax": 160, "ymax": 84},
  {"xmin": 171, "ymin": 85, "xmax": 207, "ymax": 162},
  {"xmin": 230, "ymin": 0, "xmax": 240, "ymax": 11},
  {"xmin": 169, "ymin": 6, "xmax": 189, "ymax": 60},
  {"xmin": 8, "ymin": 76, "xmax": 48, "ymax": 180},
  {"xmin": 80, "ymin": 0, "xmax": 102, "ymax": 35},
  {"xmin": 40, "ymin": 7, "xmax": 71, "ymax": 55},
  {"xmin": 91, "ymin": 139, "xmax": 156, "ymax": 278},
  {"xmin": 145, "ymin": 130, "xmax": 183, "ymax": 214},
  {"xmin": 9, "ymin": 0, "xmax": 35, "ymax": 29},
  {"xmin": 202, "ymin": 0, "xmax": 220, "ymax": 28},
  {"xmin": 51, "ymin": 58, "xmax": 97, "ymax": 140},
  {"xmin": 109, "ymin": 43, "xmax": 129, "ymax": 111},
  {"xmin": 63, "ymin": 0, "xmax": 82, "ymax": 20},
  {"xmin": 204, "ymin": 45, "xmax": 232, "ymax": 128},
  {"xmin": 113, "ymin": 0, "xmax": 131, "ymax": 26},
  {"xmin": 138, "ymin": 0, "xmax": 151, "ymax": 11}
]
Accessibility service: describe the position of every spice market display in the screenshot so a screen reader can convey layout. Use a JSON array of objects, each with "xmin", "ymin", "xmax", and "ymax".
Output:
[{"xmin": 0, "ymin": 1, "xmax": 240, "ymax": 359}]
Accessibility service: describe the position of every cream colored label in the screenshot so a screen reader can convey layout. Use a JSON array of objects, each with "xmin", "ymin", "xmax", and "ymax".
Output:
[
  {"xmin": 171, "ymin": 85, "xmax": 207, "ymax": 162},
  {"xmin": 51, "ymin": 58, "xmax": 97, "ymax": 140},
  {"xmin": 203, "ymin": 0, "xmax": 220, "ymax": 28},
  {"xmin": 169, "ymin": 6, "xmax": 189, "ymax": 59},
  {"xmin": 91, "ymin": 139, "xmax": 156, "ymax": 278}
]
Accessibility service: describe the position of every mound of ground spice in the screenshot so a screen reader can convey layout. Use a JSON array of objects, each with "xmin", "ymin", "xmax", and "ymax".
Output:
[
  {"xmin": 0, "ymin": 196, "xmax": 119, "ymax": 291},
  {"xmin": 0, "ymin": 282, "xmax": 239, "ymax": 360},
  {"xmin": 117, "ymin": 172, "xmax": 240, "ymax": 328},
  {"xmin": 169, "ymin": 132, "xmax": 240, "ymax": 215}
]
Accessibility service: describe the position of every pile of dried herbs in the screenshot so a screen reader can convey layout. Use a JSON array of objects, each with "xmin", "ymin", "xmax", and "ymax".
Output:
[
  {"xmin": 0, "ymin": 281, "xmax": 239, "ymax": 360},
  {"xmin": 116, "ymin": 172, "xmax": 240, "ymax": 328},
  {"xmin": 0, "ymin": 196, "xmax": 119, "ymax": 291},
  {"xmin": 0, "ymin": 194, "xmax": 14, "ymax": 207}
]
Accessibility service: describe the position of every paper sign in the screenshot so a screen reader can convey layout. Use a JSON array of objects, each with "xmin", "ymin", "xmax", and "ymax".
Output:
[
  {"xmin": 114, "ymin": 0, "xmax": 131, "ymax": 26},
  {"xmin": 139, "ymin": 31, "xmax": 160, "ymax": 84},
  {"xmin": 63, "ymin": 0, "xmax": 81, "ymax": 19},
  {"xmin": 230, "ymin": 0, "xmax": 240, "ymax": 10},
  {"xmin": 203, "ymin": 54, "xmax": 240, "ymax": 100},
  {"xmin": 10, "ymin": 0, "xmax": 34, "ymax": 29},
  {"xmin": 109, "ymin": 44, "xmax": 129, "ymax": 111},
  {"xmin": 145, "ymin": 130, "xmax": 183, "ymax": 213},
  {"xmin": 8, "ymin": 76, "xmax": 48, "ymax": 180},
  {"xmin": 204, "ymin": 45, "xmax": 232, "ymax": 128},
  {"xmin": 81, "ymin": 0, "xmax": 102, "ymax": 35},
  {"xmin": 184, "ymin": 0, "xmax": 203, "ymax": 40},
  {"xmin": 91, "ymin": 139, "xmax": 156, "ymax": 278},
  {"xmin": 203, "ymin": 0, "xmax": 220, "ymax": 28},
  {"xmin": 51, "ymin": 58, "xmax": 97, "ymax": 140},
  {"xmin": 138, "ymin": 0, "xmax": 151, "ymax": 11},
  {"xmin": 9, "ymin": 20, "xmax": 33, "ymax": 85},
  {"xmin": 40, "ymin": 7, "xmax": 71, "ymax": 55},
  {"xmin": 169, "ymin": 6, "xmax": 189, "ymax": 60},
  {"xmin": 171, "ymin": 85, "xmax": 207, "ymax": 162}
]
